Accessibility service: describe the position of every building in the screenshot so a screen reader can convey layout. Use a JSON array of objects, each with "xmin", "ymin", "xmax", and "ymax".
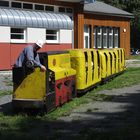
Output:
[{"xmin": 0, "ymin": 0, "xmax": 133, "ymax": 70}]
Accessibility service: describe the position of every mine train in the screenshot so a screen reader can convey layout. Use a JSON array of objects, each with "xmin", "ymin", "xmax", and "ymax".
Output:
[{"xmin": 12, "ymin": 48, "xmax": 125, "ymax": 112}]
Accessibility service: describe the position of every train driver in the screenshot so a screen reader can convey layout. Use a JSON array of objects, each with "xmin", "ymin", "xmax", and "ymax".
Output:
[{"xmin": 14, "ymin": 40, "xmax": 46, "ymax": 72}]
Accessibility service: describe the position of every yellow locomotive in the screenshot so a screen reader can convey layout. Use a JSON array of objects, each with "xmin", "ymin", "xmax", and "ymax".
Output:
[{"xmin": 12, "ymin": 48, "xmax": 125, "ymax": 112}]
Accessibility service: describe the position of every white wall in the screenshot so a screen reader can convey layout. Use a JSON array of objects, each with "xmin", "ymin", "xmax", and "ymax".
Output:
[
  {"xmin": 0, "ymin": 26, "xmax": 10, "ymax": 43},
  {"xmin": 0, "ymin": 27, "xmax": 72, "ymax": 44},
  {"xmin": 27, "ymin": 28, "xmax": 46, "ymax": 43},
  {"xmin": 60, "ymin": 29, "xmax": 72, "ymax": 44}
]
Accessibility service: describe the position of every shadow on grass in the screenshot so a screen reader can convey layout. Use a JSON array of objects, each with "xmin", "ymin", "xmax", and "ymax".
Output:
[
  {"xmin": 0, "ymin": 89, "xmax": 140, "ymax": 140},
  {"xmin": 0, "ymin": 102, "xmax": 14, "ymax": 115}
]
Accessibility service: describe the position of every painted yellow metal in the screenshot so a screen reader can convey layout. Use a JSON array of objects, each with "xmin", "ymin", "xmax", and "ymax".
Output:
[
  {"xmin": 120, "ymin": 48, "xmax": 126, "ymax": 71},
  {"xmin": 113, "ymin": 49, "xmax": 119, "ymax": 74},
  {"xmin": 48, "ymin": 53, "xmax": 76, "ymax": 80},
  {"xmin": 99, "ymin": 48, "xmax": 125, "ymax": 79},
  {"xmin": 109, "ymin": 50, "xmax": 115, "ymax": 75},
  {"xmin": 99, "ymin": 49, "xmax": 112, "ymax": 79},
  {"xmin": 115, "ymin": 48, "xmax": 126, "ymax": 72},
  {"xmin": 69, "ymin": 49, "xmax": 101, "ymax": 91},
  {"xmin": 99, "ymin": 50, "xmax": 107, "ymax": 79},
  {"xmin": 13, "ymin": 68, "xmax": 46, "ymax": 100}
]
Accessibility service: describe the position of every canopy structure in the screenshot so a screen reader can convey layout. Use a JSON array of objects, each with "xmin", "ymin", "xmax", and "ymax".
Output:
[{"xmin": 0, "ymin": 8, "xmax": 73, "ymax": 29}]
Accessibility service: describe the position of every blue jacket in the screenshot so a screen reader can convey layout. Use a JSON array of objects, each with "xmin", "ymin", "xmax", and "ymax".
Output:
[{"xmin": 15, "ymin": 45, "xmax": 42, "ymax": 68}]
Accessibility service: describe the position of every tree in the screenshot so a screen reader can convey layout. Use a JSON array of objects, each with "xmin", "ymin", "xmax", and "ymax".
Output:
[{"xmin": 100, "ymin": 0, "xmax": 140, "ymax": 49}]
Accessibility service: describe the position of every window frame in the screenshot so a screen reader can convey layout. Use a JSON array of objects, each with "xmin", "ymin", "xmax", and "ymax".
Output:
[
  {"xmin": 97, "ymin": 27, "xmax": 102, "ymax": 48},
  {"xmin": 108, "ymin": 27, "xmax": 113, "ymax": 48},
  {"xmin": 93, "ymin": 27, "xmax": 96, "ymax": 48},
  {"xmin": 58, "ymin": 7, "xmax": 66, "ymax": 13},
  {"xmin": 114, "ymin": 28, "xmax": 119, "ymax": 48},
  {"xmin": 45, "ymin": 5, "xmax": 54, "ymax": 12},
  {"xmin": 102, "ymin": 27, "xmax": 108, "ymax": 48},
  {"xmin": 23, "ymin": 3, "xmax": 33, "ymax": 10},
  {"xmin": 34, "ymin": 4, "xmax": 44, "ymax": 11},
  {"xmin": 11, "ymin": 2, "xmax": 22, "ymax": 9},
  {"xmin": 0, "ymin": 1, "xmax": 9, "ymax": 7},
  {"xmin": 10, "ymin": 28, "xmax": 26, "ymax": 43},
  {"xmin": 66, "ymin": 8, "xmax": 73, "ymax": 14},
  {"xmin": 84, "ymin": 25, "xmax": 90, "ymax": 49},
  {"xmin": 46, "ymin": 30, "xmax": 59, "ymax": 44},
  {"xmin": 93, "ymin": 26, "xmax": 120, "ymax": 49}
]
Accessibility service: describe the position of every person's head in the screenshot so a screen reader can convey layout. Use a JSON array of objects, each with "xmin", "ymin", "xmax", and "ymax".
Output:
[{"xmin": 34, "ymin": 40, "xmax": 45, "ymax": 51}]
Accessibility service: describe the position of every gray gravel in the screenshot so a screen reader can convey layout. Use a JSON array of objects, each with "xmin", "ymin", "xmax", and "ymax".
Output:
[
  {"xmin": 0, "ymin": 71, "xmax": 13, "ymax": 91},
  {"xmin": 59, "ymin": 84, "xmax": 140, "ymax": 123},
  {"xmin": 126, "ymin": 59, "xmax": 140, "ymax": 67}
]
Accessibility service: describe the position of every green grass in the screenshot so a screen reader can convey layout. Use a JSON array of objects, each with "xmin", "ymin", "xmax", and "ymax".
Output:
[
  {"xmin": 0, "ymin": 90, "xmax": 12, "ymax": 96},
  {"xmin": 3, "ymin": 80, "xmax": 13, "ymax": 86},
  {"xmin": 0, "ymin": 67, "xmax": 140, "ymax": 139},
  {"xmin": 130, "ymin": 55, "xmax": 140, "ymax": 60},
  {"xmin": 96, "ymin": 68, "xmax": 140, "ymax": 90}
]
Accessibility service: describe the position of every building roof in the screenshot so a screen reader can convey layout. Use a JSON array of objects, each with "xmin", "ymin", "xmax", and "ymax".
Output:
[
  {"xmin": 84, "ymin": 1, "xmax": 133, "ymax": 18},
  {"xmin": 0, "ymin": 8, "xmax": 73, "ymax": 29},
  {"xmin": 56, "ymin": 0, "xmax": 95, "ymax": 3}
]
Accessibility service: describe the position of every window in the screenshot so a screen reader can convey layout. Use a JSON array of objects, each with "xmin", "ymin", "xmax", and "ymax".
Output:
[
  {"xmin": 45, "ymin": 6, "xmax": 54, "ymax": 12},
  {"xmin": 84, "ymin": 25, "xmax": 90, "ymax": 49},
  {"xmin": 114, "ymin": 28, "xmax": 119, "ymax": 48},
  {"xmin": 109, "ymin": 28, "xmax": 113, "ymax": 48},
  {"xmin": 0, "ymin": 1, "xmax": 9, "ymax": 7},
  {"xmin": 93, "ymin": 28, "xmax": 96, "ymax": 48},
  {"xmin": 97, "ymin": 27, "xmax": 102, "ymax": 48},
  {"xmin": 11, "ymin": 28, "xmax": 26, "ymax": 43},
  {"xmin": 46, "ymin": 30, "xmax": 59, "ymax": 43},
  {"xmin": 11, "ymin": 2, "xmax": 22, "ymax": 8},
  {"xmin": 23, "ymin": 3, "xmax": 33, "ymax": 10},
  {"xmin": 35, "ymin": 4, "xmax": 44, "ymax": 11},
  {"xmin": 66, "ymin": 8, "xmax": 73, "ymax": 13},
  {"xmin": 103, "ymin": 28, "xmax": 107, "ymax": 48},
  {"xmin": 93, "ymin": 26, "xmax": 120, "ymax": 49},
  {"xmin": 59, "ymin": 7, "xmax": 65, "ymax": 13}
]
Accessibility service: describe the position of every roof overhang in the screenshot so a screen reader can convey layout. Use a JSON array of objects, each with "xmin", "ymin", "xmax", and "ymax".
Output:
[
  {"xmin": 84, "ymin": 2, "xmax": 134, "ymax": 19},
  {"xmin": 0, "ymin": 8, "xmax": 73, "ymax": 29},
  {"xmin": 56, "ymin": 0, "xmax": 95, "ymax": 3},
  {"xmin": 84, "ymin": 11, "xmax": 134, "ymax": 19},
  {"xmin": 56, "ymin": 0, "xmax": 81, "ymax": 2}
]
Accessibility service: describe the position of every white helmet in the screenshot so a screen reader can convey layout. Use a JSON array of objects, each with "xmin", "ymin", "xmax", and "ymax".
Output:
[{"xmin": 36, "ymin": 40, "xmax": 45, "ymax": 48}]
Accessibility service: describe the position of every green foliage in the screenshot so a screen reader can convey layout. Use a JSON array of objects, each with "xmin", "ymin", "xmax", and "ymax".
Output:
[
  {"xmin": 0, "ymin": 90, "xmax": 12, "ymax": 96},
  {"xmin": 130, "ymin": 55, "xmax": 140, "ymax": 59},
  {"xmin": 99, "ymin": 0, "xmax": 140, "ymax": 49}
]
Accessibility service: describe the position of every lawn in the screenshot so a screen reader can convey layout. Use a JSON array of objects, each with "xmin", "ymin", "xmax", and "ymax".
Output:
[
  {"xmin": 0, "ymin": 67, "xmax": 140, "ymax": 140},
  {"xmin": 130, "ymin": 54, "xmax": 140, "ymax": 60},
  {"xmin": 0, "ymin": 90, "xmax": 12, "ymax": 97}
]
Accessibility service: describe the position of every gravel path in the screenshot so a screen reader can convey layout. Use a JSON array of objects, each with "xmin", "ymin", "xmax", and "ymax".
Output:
[
  {"xmin": 59, "ymin": 84, "xmax": 140, "ymax": 125},
  {"xmin": 126, "ymin": 59, "xmax": 140, "ymax": 67},
  {"xmin": 0, "ymin": 72, "xmax": 13, "ymax": 113},
  {"xmin": 0, "ymin": 72, "xmax": 13, "ymax": 91}
]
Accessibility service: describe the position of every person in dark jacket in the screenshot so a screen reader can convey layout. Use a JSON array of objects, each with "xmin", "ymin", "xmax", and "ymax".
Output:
[{"xmin": 15, "ymin": 40, "xmax": 46, "ymax": 72}]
